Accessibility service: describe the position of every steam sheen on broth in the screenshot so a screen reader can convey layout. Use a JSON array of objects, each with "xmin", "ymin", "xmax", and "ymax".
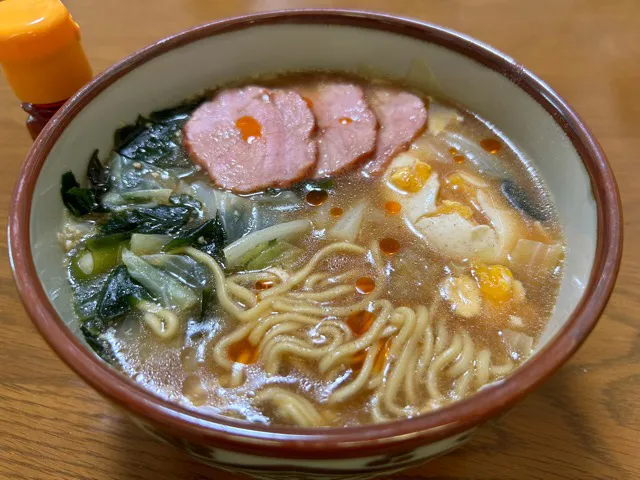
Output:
[{"xmin": 59, "ymin": 73, "xmax": 564, "ymax": 427}]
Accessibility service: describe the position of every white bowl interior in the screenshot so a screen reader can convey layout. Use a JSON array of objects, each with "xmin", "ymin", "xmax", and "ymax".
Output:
[{"xmin": 31, "ymin": 23, "xmax": 596, "ymax": 355}]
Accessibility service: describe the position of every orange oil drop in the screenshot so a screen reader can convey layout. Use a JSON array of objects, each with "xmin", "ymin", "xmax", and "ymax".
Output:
[
  {"xmin": 480, "ymin": 138, "xmax": 501, "ymax": 154},
  {"xmin": 305, "ymin": 189, "xmax": 328, "ymax": 206},
  {"xmin": 384, "ymin": 201, "xmax": 401, "ymax": 215},
  {"xmin": 373, "ymin": 338, "xmax": 392, "ymax": 373},
  {"xmin": 235, "ymin": 116, "xmax": 262, "ymax": 143},
  {"xmin": 347, "ymin": 310, "xmax": 376, "ymax": 336},
  {"xmin": 380, "ymin": 237, "xmax": 400, "ymax": 255},
  {"xmin": 255, "ymin": 279, "xmax": 275, "ymax": 290},
  {"xmin": 330, "ymin": 207, "xmax": 344, "ymax": 217},
  {"xmin": 355, "ymin": 277, "xmax": 376, "ymax": 295},
  {"xmin": 228, "ymin": 337, "xmax": 259, "ymax": 365}
]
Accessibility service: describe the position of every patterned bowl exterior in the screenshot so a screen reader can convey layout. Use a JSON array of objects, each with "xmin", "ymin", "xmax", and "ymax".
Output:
[{"xmin": 126, "ymin": 410, "xmax": 475, "ymax": 479}]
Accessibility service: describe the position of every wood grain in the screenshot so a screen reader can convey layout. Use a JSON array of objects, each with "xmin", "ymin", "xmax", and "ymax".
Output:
[{"xmin": 0, "ymin": 1, "xmax": 637, "ymax": 479}]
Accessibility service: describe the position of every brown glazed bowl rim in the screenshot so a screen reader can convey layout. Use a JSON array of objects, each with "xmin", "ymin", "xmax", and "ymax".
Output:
[{"xmin": 8, "ymin": 9, "xmax": 622, "ymax": 459}]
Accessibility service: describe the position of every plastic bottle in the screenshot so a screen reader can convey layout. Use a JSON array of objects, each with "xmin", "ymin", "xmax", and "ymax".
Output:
[{"xmin": 0, "ymin": 0, "xmax": 92, "ymax": 139}]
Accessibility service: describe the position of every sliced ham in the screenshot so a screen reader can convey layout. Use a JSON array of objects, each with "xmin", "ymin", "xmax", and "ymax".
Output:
[
  {"xmin": 363, "ymin": 87, "xmax": 428, "ymax": 175},
  {"xmin": 184, "ymin": 86, "xmax": 317, "ymax": 193},
  {"xmin": 298, "ymin": 82, "xmax": 377, "ymax": 178}
]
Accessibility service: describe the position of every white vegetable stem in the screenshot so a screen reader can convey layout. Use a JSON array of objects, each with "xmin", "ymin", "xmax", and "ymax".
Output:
[
  {"xmin": 327, "ymin": 202, "xmax": 367, "ymax": 243},
  {"xmin": 224, "ymin": 220, "xmax": 312, "ymax": 268}
]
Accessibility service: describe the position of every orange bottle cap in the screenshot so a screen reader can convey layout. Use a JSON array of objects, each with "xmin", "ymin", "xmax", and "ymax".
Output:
[{"xmin": 0, "ymin": 0, "xmax": 92, "ymax": 104}]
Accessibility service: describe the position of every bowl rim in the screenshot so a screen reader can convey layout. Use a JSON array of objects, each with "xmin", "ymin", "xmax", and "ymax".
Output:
[{"xmin": 8, "ymin": 9, "xmax": 622, "ymax": 459}]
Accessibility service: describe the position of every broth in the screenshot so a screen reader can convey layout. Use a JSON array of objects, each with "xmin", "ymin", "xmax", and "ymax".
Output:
[{"xmin": 59, "ymin": 73, "xmax": 564, "ymax": 426}]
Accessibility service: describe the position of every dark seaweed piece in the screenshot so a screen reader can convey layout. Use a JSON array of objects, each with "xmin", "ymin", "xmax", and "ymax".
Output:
[
  {"xmin": 86, "ymin": 150, "xmax": 111, "ymax": 202},
  {"xmin": 95, "ymin": 265, "xmax": 150, "ymax": 321},
  {"xmin": 115, "ymin": 113, "xmax": 193, "ymax": 169},
  {"xmin": 118, "ymin": 121, "xmax": 180, "ymax": 165},
  {"xmin": 169, "ymin": 193, "xmax": 202, "ymax": 213},
  {"xmin": 61, "ymin": 171, "xmax": 98, "ymax": 217},
  {"xmin": 198, "ymin": 287, "xmax": 216, "ymax": 322},
  {"xmin": 113, "ymin": 116, "xmax": 147, "ymax": 152},
  {"xmin": 501, "ymin": 180, "xmax": 550, "ymax": 222},
  {"xmin": 77, "ymin": 266, "xmax": 150, "ymax": 362},
  {"xmin": 148, "ymin": 100, "xmax": 203, "ymax": 124},
  {"xmin": 81, "ymin": 320, "xmax": 117, "ymax": 364},
  {"xmin": 292, "ymin": 177, "xmax": 335, "ymax": 195},
  {"xmin": 70, "ymin": 272, "xmax": 110, "ymax": 319},
  {"xmin": 100, "ymin": 206, "xmax": 192, "ymax": 235},
  {"xmin": 164, "ymin": 211, "xmax": 227, "ymax": 267},
  {"xmin": 61, "ymin": 150, "xmax": 112, "ymax": 216}
]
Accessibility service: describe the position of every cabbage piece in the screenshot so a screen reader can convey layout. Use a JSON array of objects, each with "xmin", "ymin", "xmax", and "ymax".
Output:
[
  {"xmin": 415, "ymin": 213, "xmax": 499, "ymax": 261},
  {"xmin": 142, "ymin": 254, "xmax": 208, "ymax": 289},
  {"xmin": 411, "ymin": 133, "xmax": 452, "ymax": 163},
  {"xmin": 441, "ymin": 131, "xmax": 506, "ymax": 178},
  {"xmin": 236, "ymin": 239, "xmax": 301, "ymax": 271},
  {"xmin": 458, "ymin": 171, "xmax": 489, "ymax": 188},
  {"xmin": 189, "ymin": 182, "xmax": 298, "ymax": 243},
  {"xmin": 405, "ymin": 173, "xmax": 440, "ymax": 223},
  {"xmin": 130, "ymin": 234, "xmax": 172, "ymax": 255},
  {"xmin": 510, "ymin": 239, "xmax": 564, "ymax": 268},
  {"xmin": 102, "ymin": 189, "xmax": 174, "ymax": 210},
  {"xmin": 427, "ymin": 101, "xmax": 463, "ymax": 136},
  {"xmin": 476, "ymin": 190, "xmax": 519, "ymax": 261},
  {"xmin": 122, "ymin": 249, "xmax": 199, "ymax": 310},
  {"xmin": 327, "ymin": 202, "xmax": 367, "ymax": 242},
  {"xmin": 224, "ymin": 220, "xmax": 312, "ymax": 268}
]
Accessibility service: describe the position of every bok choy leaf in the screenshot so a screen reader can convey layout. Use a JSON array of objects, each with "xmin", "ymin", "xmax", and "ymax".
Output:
[{"xmin": 122, "ymin": 249, "xmax": 200, "ymax": 311}]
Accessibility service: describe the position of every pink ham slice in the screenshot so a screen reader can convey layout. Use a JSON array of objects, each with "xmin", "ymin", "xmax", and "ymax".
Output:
[
  {"xmin": 298, "ymin": 82, "xmax": 377, "ymax": 178},
  {"xmin": 363, "ymin": 87, "xmax": 428, "ymax": 175},
  {"xmin": 184, "ymin": 86, "xmax": 317, "ymax": 193}
]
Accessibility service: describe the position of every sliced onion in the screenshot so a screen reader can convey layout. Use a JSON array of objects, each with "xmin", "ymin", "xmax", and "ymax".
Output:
[
  {"xmin": 510, "ymin": 239, "xmax": 564, "ymax": 268},
  {"xmin": 327, "ymin": 202, "xmax": 367, "ymax": 243}
]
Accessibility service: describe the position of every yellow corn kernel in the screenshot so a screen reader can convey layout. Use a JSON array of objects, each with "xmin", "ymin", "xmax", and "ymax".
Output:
[
  {"xmin": 474, "ymin": 264, "xmax": 514, "ymax": 303},
  {"xmin": 437, "ymin": 200, "xmax": 473, "ymax": 219},
  {"xmin": 390, "ymin": 161, "xmax": 431, "ymax": 193}
]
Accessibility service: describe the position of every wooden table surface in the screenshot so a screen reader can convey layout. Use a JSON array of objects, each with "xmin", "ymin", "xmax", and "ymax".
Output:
[{"xmin": 0, "ymin": 1, "xmax": 638, "ymax": 479}]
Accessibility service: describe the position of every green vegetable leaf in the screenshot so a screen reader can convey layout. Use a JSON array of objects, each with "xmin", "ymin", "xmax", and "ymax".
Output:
[{"xmin": 100, "ymin": 206, "xmax": 192, "ymax": 235}]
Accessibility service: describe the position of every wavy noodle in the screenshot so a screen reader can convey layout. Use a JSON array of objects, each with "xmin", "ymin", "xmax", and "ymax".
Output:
[
  {"xmin": 186, "ymin": 241, "xmax": 524, "ymax": 427},
  {"xmin": 254, "ymin": 387, "xmax": 324, "ymax": 427}
]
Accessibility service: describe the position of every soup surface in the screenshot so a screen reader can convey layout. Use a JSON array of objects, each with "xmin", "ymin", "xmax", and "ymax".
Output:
[{"xmin": 59, "ymin": 73, "xmax": 564, "ymax": 427}]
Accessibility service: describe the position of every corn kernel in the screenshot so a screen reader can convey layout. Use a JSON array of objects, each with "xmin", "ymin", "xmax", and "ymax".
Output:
[
  {"xmin": 474, "ymin": 264, "xmax": 514, "ymax": 303},
  {"xmin": 437, "ymin": 200, "xmax": 473, "ymax": 219},
  {"xmin": 390, "ymin": 161, "xmax": 431, "ymax": 193}
]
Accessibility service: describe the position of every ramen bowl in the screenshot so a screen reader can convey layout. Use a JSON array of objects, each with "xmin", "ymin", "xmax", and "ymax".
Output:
[{"xmin": 8, "ymin": 10, "xmax": 622, "ymax": 479}]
